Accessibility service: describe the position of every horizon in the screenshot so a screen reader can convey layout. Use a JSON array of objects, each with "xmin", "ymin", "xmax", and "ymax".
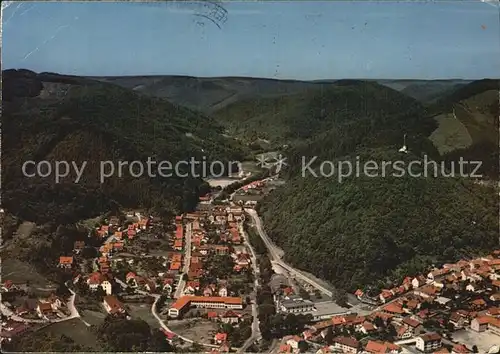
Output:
[
  {"xmin": 2, "ymin": 1, "xmax": 500, "ymax": 80},
  {"xmin": 4, "ymin": 68, "xmax": 497, "ymax": 82}
]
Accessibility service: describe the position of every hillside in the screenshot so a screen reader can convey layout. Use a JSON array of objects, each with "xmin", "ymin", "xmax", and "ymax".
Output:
[
  {"xmin": 400, "ymin": 80, "xmax": 470, "ymax": 103},
  {"xmin": 2, "ymin": 69, "xmax": 247, "ymax": 224},
  {"xmin": 213, "ymin": 80, "xmax": 433, "ymax": 149},
  {"xmin": 251, "ymin": 80, "xmax": 498, "ymax": 291},
  {"xmin": 257, "ymin": 149, "xmax": 499, "ymax": 291},
  {"xmin": 93, "ymin": 75, "xmax": 324, "ymax": 114},
  {"xmin": 428, "ymin": 79, "xmax": 499, "ymax": 179}
]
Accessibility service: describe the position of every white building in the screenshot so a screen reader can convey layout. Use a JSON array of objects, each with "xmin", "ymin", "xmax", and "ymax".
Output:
[{"xmin": 415, "ymin": 333, "xmax": 442, "ymax": 352}]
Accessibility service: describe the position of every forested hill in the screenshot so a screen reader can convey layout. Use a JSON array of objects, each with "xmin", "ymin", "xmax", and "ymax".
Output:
[
  {"xmin": 213, "ymin": 80, "xmax": 432, "ymax": 149},
  {"xmin": 255, "ymin": 79, "xmax": 499, "ymax": 291},
  {"xmin": 2, "ymin": 69, "xmax": 247, "ymax": 224}
]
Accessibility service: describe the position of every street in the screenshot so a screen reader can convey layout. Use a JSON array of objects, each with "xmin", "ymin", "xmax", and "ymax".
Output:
[
  {"xmin": 173, "ymin": 222, "xmax": 192, "ymax": 299},
  {"xmin": 238, "ymin": 222, "xmax": 262, "ymax": 353},
  {"xmin": 245, "ymin": 208, "xmax": 333, "ymax": 298}
]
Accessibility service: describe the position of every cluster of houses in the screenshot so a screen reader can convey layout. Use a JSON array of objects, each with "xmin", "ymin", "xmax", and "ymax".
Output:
[
  {"xmin": 166, "ymin": 202, "xmax": 258, "ymax": 352},
  {"xmin": 276, "ymin": 251, "xmax": 500, "ymax": 353},
  {"xmin": 168, "ymin": 204, "xmax": 253, "ymax": 312},
  {"xmin": 1, "ymin": 285, "xmax": 70, "ymax": 322},
  {"xmin": 66, "ymin": 212, "xmax": 165, "ymax": 316},
  {"xmin": 0, "ymin": 282, "xmax": 72, "ymax": 344}
]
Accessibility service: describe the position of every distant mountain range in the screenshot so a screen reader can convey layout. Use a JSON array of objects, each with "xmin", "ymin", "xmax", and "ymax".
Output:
[{"xmin": 92, "ymin": 75, "xmax": 481, "ymax": 113}]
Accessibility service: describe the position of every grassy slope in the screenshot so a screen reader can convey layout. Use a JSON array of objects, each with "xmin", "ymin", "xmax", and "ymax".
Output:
[
  {"xmin": 2, "ymin": 70, "xmax": 247, "ymax": 223},
  {"xmin": 428, "ymin": 79, "xmax": 499, "ymax": 179}
]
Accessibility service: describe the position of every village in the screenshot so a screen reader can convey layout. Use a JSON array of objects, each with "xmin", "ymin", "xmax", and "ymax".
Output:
[
  {"xmin": 2, "ymin": 175, "xmax": 500, "ymax": 353},
  {"xmin": 275, "ymin": 251, "xmax": 500, "ymax": 354},
  {"xmin": 1, "ymin": 180, "xmax": 264, "ymax": 352}
]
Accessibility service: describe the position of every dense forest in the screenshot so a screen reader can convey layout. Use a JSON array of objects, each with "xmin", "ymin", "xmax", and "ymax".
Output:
[
  {"xmin": 2, "ymin": 69, "xmax": 249, "ymax": 223},
  {"xmin": 255, "ymin": 80, "xmax": 499, "ymax": 292}
]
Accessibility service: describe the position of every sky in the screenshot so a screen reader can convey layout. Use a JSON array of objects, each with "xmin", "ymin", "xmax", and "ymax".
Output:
[{"xmin": 2, "ymin": 0, "xmax": 499, "ymax": 80}]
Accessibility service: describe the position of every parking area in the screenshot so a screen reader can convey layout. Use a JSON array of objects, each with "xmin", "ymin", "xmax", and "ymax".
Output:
[{"xmin": 452, "ymin": 329, "xmax": 499, "ymax": 353}]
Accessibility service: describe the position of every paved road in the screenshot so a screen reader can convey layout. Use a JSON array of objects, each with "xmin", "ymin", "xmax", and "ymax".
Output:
[
  {"xmin": 173, "ymin": 222, "xmax": 192, "ymax": 299},
  {"xmin": 238, "ymin": 223, "xmax": 262, "ymax": 353},
  {"xmin": 150, "ymin": 295, "xmax": 224, "ymax": 349},
  {"xmin": 245, "ymin": 208, "xmax": 333, "ymax": 298}
]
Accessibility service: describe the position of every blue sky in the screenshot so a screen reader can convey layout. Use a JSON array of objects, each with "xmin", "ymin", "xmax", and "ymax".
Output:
[{"xmin": 2, "ymin": 0, "xmax": 499, "ymax": 79}]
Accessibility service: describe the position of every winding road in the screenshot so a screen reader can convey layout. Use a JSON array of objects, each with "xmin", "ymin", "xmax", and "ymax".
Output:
[{"xmin": 244, "ymin": 208, "xmax": 334, "ymax": 298}]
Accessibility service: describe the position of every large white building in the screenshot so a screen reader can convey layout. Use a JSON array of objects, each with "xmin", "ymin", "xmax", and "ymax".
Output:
[{"xmin": 168, "ymin": 296, "xmax": 243, "ymax": 318}]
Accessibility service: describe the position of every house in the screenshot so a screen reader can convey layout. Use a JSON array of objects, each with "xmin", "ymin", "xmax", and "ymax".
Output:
[
  {"xmin": 427, "ymin": 268, "xmax": 450, "ymax": 282},
  {"xmin": 207, "ymin": 311, "xmax": 218, "ymax": 320},
  {"xmin": 163, "ymin": 278, "xmax": 174, "ymax": 293},
  {"xmin": 103, "ymin": 295, "xmax": 126, "ymax": 315},
  {"xmin": 174, "ymin": 240, "xmax": 183, "ymax": 251},
  {"xmin": 58, "ymin": 256, "xmax": 73, "ymax": 269},
  {"xmin": 2, "ymin": 280, "xmax": 18, "ymax": 292},
  {"xmin": 382, "ymin": 302, "xmax": 405, "ymax": 315},
  {"xmin": 414, "ymin": 285, "xmax": 439, "ymax": 299},
  {"xmin": 395, "ymin": 324, "xmax": 413, "ymax": 340},
  {"xmin": 218, "ymin": 287, "xmax": 228, "ymax": 297},
  {"xmin": 47, "ymin": 294, "xmax": 64, "ymax": 311},
  {"xmin": 204, "ymin": 286, "xmax": 214, "ymax": 297},
  {"xmin": 315, "ymin": 346, "xmax": 331, "ymax": 354},
  {"xmin": 169, "ymin": 262, "xmax": 182, "ymax": 273},
  {"xmin": 73, "ymin": 241, "xmax": 85, "ymax": 253},
  {"xmin": 449, "ymin": 312, "xmax": 467, "ymax": 329},
  {"xmin": 184, "ymin": 281, "xmax": 200, "ymax": 295},
  {"xmin": 145, "ymin": 279, "xmax": 157, "ymax": 293},
  {"xmin": 279, "ymin": 344, "xmax": 292, "ymax": 353},
  {"xmin": 36, "ymin": 302, "xmax": 53, "ymax": 319},
  {"xmin": 285, "ymin": 335, "xmax": 303, "ymax": 350},
  {"xmin": 470, "ymin": 298, "xmax": 487, "ymax": 309},
  {"xmin": 415, "ymin": 332, "xmax": 441, "ymax": 352},
  {"xmin": 451, "ymin": 344, "xmax": 469, "ymax": 354},
  {"xmin": 220, "ymin": 310, "xmax": 241, "ymax": 324},
  {"xmin": 126, "ymin": 272, "xmax": 138, "ymax": 287},
  {"xmin": 434, "ymin": 296, "xmax": 451, "ymax": 307},
  {"xmin": 364, "ymin": 340, "xmax": 401, "ymax": 354},
  {"xmin": 402, "ymin": 317, "xmax": 423, "ymax": 334},
  {"xmin": 490, "ymin": 293, "xmax": 500, "ymax": 302},
  {"xmin": 0, "ymin": 321, "xmax": 31, "ymax": 342},
  {"xmin": 332, "ymin": 336, "xmax": 358, "ymax": 354},
  {"xmin": 379, "ymin": 289, "xmax": 394, "ymax": 303},
  {"xmin": 214, "ymin": 332, "xmax": 227, "ymax": 344},
  {"xmin": 86, "ymin": 272, "xmax": 112, "ymax": 294},
  {"xmin": 356, "ymin": 321, "xmax": 376, "ymax": 335},
  {"xmin": 412, "ymin": 276, "xmax": 427, "ymax": 289},
  {"xmin": 471, "ymin": 316, "xmax": 492, "ymax": 332}
]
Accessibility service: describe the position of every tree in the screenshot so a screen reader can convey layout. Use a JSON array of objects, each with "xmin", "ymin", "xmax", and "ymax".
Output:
[
  {"xmin": 334, "ymin": 289, "xmax": 348, "ymax": 307},
  {"xmin": 298, "ymin": 340, "xmax": 308, "ymax": 353},
  {"xmin": 97, "ymin": 316, "xmax": 163, "ymax": 352},
  {"xmin": 324, "ymin": 327, "xmax": 334, "ymax": 345},
  {"xmin": 149, "ymin": 330, "xmax": 175, "ymax": 352},
  {"xmin": 82, "ymin": 246, "xmax": 98, "ymax": 259},
  {"xmin": 373, "ymin": 316, "xmax": 385, "ymax": 328},
  {"xmin": 55, "ymin": 283, "xmax": 71, "ymax": 297}
]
